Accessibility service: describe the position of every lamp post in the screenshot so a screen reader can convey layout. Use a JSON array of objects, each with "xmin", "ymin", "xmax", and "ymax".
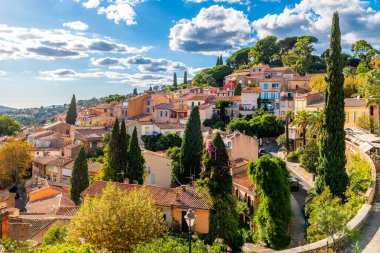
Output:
[{"xmin": 184, "ymin": 209, "xmax": 196, "ymax": 253}]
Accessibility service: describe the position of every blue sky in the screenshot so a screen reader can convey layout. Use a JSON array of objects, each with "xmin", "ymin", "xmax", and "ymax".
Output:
[{"xmin": 0, "ymin": 0, "xmax": 379, "ymax": 108}]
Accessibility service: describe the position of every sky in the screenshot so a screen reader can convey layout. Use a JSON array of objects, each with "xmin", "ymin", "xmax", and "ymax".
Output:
[{"xmin": 0, "ymin": 0, "xmax": 379, "ymax": 108}]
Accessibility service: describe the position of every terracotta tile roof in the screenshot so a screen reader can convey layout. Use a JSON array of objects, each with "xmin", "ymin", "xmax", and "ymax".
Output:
[
  {"xmin": 187, "ymin": 95, "xmax": 215, "ymax": 101},
  {"xmin": 88, "ymin": 163, "xmax": 102, "ymax": 173},
  {"xmin": 46, "ymin": 156, "xmax": 73, "ymax": 167},
  {"xmin": 267, "ymin": 67, "xmax": 291, "ymax": 71},
  {"xmin": 233, "ymin": 171, "xmax": 253, "ymax": 190},
  {"xmin": 42, "ymin": 121, "xmax": 70, "ymax": 130},
  {"xmin": 142, "ymin": 149, "xmax": 169, "ymax": 159},
  {"xmin": 226, "ymin": 96, "xmax": 241, "ymax": 101},
  {"xmin": 10, "ymin": 216, "xmax": 56, "ymax": 239},
  {"xmin": 64, "ymin": 143, "xmax": 82, "ymax": 150},
  {"xmin": 26, "ymin": 193, "xmax": 75, "ymax": 214},
  {"xmin": 34, "ymin": 155, "xmax": 59, "ymax": 166},
  {"xmin": 345, "ymin": 98, "xmax": 367, "ymax": 108},
  {"xmin": 81, "ymin": 181, "xmax": 212, "ymax": 210},
  {"xmin": 155, "ymin": 123, "xmax": 185, "ymax": 130},
  {"xmin": 75, "ymin": 127, "xmax": 108, "ymax": 140},
  {"xmin": 242, "ymin": 87, "xmax": 260, "ymax": 93},
  {"xmin": 51, "ymin": 206, "xmax": 80, "ymax": 216}
]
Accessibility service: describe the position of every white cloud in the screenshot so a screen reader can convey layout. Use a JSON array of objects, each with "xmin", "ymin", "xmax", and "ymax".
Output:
[
  {"xmin": 77, "ymin": 0, "xmax": 146, "ymax": 25},
  {"xmin": 91, "ymin": 55, "xmax": 188, "ymax": 73},
  {"xmin": 37, "ymin": 68, "xmax": 172, "ymax": 87},
  {"xmin": 169, "ymin": 5, "xmax": 253, "ymax": 55},
  {"xmin": 0, "ymin": 24, "xmax": 150, "ymax": 60},
  {"xmin": 252, "ymin": 0, "xmax": 380, "ymax": 52},
  {"xmin": 82, "ymin": 0, "xmax": 100, "ymax": 8},
  {"xmin": 0, "ymin": 70, "xmax": 7, "ymax": 77},
  {"xmin": 186, "ymin": 0, "xmax": 251, "ymax": 4},
  {"xmin": 63, "ymin": 21, "xmax": 89, "ymax": 31}
]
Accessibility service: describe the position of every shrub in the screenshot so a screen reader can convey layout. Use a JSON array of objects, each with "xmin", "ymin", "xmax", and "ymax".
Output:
[
  {"xmin": 300, "ymin": 142, "xmax": 319, "ymax": 174},
  {"xmin": 286, "ymin": 152, "xmax": 299, "ymax": 162},
  {"xmin": 42, "ymin": 224, "xmax": 67, "ymax": 246}
]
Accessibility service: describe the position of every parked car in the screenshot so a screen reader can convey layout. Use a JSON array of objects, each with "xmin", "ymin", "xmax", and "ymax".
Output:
[
  {"xmin": 266, "ymin": 139, "xmax": 270, "ymax": 145},
  {"xmin": 289, "ymin": 177, "xmax": 299, "ymax": 191}
]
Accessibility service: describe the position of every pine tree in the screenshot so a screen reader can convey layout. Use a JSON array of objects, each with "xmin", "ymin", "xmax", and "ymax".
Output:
[
  {"xmin": 173, "ymin": 73, "xmax": 178, "ymax": 87},
  {"xmin": 180, "ymin": 106, "xmax": 203, "ymax": 183},
  {"xmin": 66, "ymin": 95, "xmax": 77, "ymax": 125},
  {"xmin": 119, "ymin": 119, "xmax": 129, "ymax": 182},
  {"xmin": 184, "ymin": 71, "xmax": 188, "ymax": 84},
  {"xmin": 234, "ymin": 82, "xmax": 242, "ymax": 96},
  {"xmin": 103, "ymin": 118, "xmax": 121, "ymax": 181},
  {"xmin": 316, "ymin": 12, "xmax": 348, "ymax": 198},
  {"xmin": 219, "ymin": 54, "xmax": 223, "ymax": 65},
  {"xmin": 149, "ymin": 86, "xmax": 153, "ymax": 91},
  {"xmin": 216, "ymin": 56, "xmax": 220, "ymax": 66},
  {"xmin": 70, "ymin": 147, "xmax": 89, "ymax": 205},
  {"xmin": 128, "ymin": 127, "xmax": 145, "ymax": 184}
]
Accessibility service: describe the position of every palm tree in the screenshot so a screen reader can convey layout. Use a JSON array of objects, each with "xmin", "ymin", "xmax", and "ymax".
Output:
[
  {"xmin": 308, "ymin": 110, "xmax": 324, "ymax": 139},
  {"xmin": 362, "ymin": 70, "xmax": 380, "ymax": 133},
  {"xmin": 291, "ymin": 110, "xmax": 311, "ymax": 146},
  {"xmin": 281, "ymin": 110, "xmax": 294, "ymax": 153}
]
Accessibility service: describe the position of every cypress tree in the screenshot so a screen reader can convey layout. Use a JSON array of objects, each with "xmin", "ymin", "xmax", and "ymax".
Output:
[
  {"xmin": 133, "ymin": 88, "xmax": 138, "ymax": 96},
  {"xmin": 70, "ymin": 147, "xmax": 89, "ymax": 205},
  {"xmin": 180, "ymin": 106, "xmax": 203, "ymax": 183},
  {"xmin": 128, "ymin": 127, "xmax": 145, "ymax": 184},
  {"xmin": 173, "ymin": 73, "xmax": 178, "ymax": 87},
  {"xmin": 184, "ymin": 71, "xmax": 188, "ymax": 84},
  {"xmin": 103, "ymin": 118, "xmax": 121, "ymax": 181},
  {"xmin": 119, "ymin": 119, "xmax": 129, "ymax": 182},
  {"xmin": 316, "ymin": 12, "xmax": 348, "ymax": 198},
  {"xmin": 234, "ymin": 82, "xmax": 242, "ymax": 96},
  {"xmin": 219, "ymin": 54, "xmax": 223, "ymax": 65},
  {"xmin": 149, "ymin": 86, "xmax": 153, "ymax": 91},
  {"xmin": 216, "ymin": 56, "xmax": 220, "ymax": 66},
  {"xmin": 66, "ymin": 95, "xmax": 77, "ymax": 125}
]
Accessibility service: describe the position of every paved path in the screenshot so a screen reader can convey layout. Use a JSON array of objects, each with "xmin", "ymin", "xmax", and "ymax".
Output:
[{"xmin": 340, "ymin": 173, "xmax": 380, "ymax": 253}]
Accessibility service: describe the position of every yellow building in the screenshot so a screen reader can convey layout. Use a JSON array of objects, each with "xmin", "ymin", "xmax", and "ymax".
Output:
[
  {"xmin": 81, "ymin": 181, "xmax": 212, "ymax": 234},
  {"xmin": 143, "ymin": 149, "xmax": 172, "ymax": 188}
]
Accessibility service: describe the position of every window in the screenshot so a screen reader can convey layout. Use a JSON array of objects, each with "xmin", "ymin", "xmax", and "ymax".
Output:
[
  {"xmin": 272, "ymin": 83, "xmax": 279, "ymax": 89},
  {"xmin": 198, "ymin": 102, "xmax": 201, "ymax": 105},
  {"xmin": 192, "ymin": 102, "xmax": 195, "ymax": 107},
  {"xmin": 146, "ymin": 108, "xmax": 150, "ymax": 113},
  {"xmin": 263, "ymin": 83, "xmax": 268, "ymax": 90},
  {"xmin": 276, "ymin": 72, "xmax": 282, "ymax": 77},
  {"xmin": 91, "ymin": 141, "xmax": 98, "ymax": 149},
  {"xmin": 165, "ymin": 111, "xmax": 168, "ymax": 117},
  {"xmin": 354, "ymin": 112, "xmax": 357, "ymax": 123},
  {"xmin": 151, "ymin": 173, "xmax": 156, "ymax": 184},
  {"xmin": 146, "ymin": 100, "xmax": 150, "ymax": 106},
  {"xmin": 346, "ymin": 112, "xmax": 349, "ymax": 123},
  {"xmin": 160, "ymin": 111, "xmax": 163, "ymax": 117},
  {"xmin": 145, "ymin": 126, "xmax": 150, "ymax": 133}
]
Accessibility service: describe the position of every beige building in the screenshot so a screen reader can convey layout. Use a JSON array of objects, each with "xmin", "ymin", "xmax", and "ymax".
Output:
[
  {"xmin": 143, "ymin": 149, "xmax": 172, "ymax": 188},
  {"xmin": 225, "ymin": 131, "xmax": 259, "ymax": 162}
]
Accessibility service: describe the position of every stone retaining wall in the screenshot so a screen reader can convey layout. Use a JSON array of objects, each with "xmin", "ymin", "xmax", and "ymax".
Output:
[{"xmin": 276, "ymin": 141, "xmax": 377, "ymax": 253}]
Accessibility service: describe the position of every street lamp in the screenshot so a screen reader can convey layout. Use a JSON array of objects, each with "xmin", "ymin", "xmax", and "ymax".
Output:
[{"xmin": 184, "ymin": 209, "xmax": 196, "ymax": 253}]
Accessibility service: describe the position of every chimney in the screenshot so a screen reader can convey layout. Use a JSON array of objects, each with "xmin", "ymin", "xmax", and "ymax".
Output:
[
  {"xmin": 181, "ymin": 185, "xmax": 186, "ymax": 192},
  {"xmin": 123, "ymin": 178, "xmax": 130, "ymax": 184},
  {"xmin": 176, "ymin": 192, "xmax": 181, "ymax": 201}
]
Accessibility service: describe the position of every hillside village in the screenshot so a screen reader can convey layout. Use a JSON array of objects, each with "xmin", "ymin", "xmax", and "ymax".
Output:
[{"xmin": 1, "ymin": 8, "xmax": 380, "ymax": 253}]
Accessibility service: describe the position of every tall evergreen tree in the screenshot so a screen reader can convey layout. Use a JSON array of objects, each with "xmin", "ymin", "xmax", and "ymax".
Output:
[
  {"xmin": 103, "ymin": 118, "xmax": 121, "ymax": 181},
  {"xmin": 316, "ymin": 12, "xmax": 349, "ymax": 198},
  {"xmin": 173, "ymin": 73, "xmax": 178, "ymax": 87},
  {"xmin": 219, "ymin": 54, "xmax": 223, "ymax": 65},
  {"xmin": 128, "ymin": 127, "xmax": 145, "ymax": 184},
  {"xmin": 119, "ymin": 119, "xmax": 129, "ymax": 182},
  {"xmin": 180, "ymin": 106, "xmax": 203, "ymax": 183},
  {"xmin": 70, "ymin": 147, "xmax": 89, "ymax": 205},
  {"xmin": 183, "ymin": 71, "xmax": 188, "ymax": 84},
  {"xmin": 234, "ymin": 82, "xmax": 242, "ymax": 96},
  {"xmin": 66, "ymin": 95, "xmax": 77, "ymax": 125},
  {"xmin": 216, "ymin": 56, "xmax": 220, "ymax": 66},
  {"xmin": 133, "ymin": 88, "xmax": 138, "ymax": 96}
]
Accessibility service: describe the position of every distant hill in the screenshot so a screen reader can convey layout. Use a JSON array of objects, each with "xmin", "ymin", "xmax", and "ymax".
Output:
[{"xmin": 0, "ymin": 105, "xmax": 16, "ymax": 112}]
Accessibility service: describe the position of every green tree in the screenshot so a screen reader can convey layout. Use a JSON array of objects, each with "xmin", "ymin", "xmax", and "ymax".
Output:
[
  {"xmin": 310, "ymin": 74, "xmax": 327, "ymax": 91},
  {"xmin": 0, "ymin": 116, "xmax": 21, "ymax": 136},
  {"xmin": 291, "ymin": 110, "xmax": 311, "ymax": 146},
  {"xmin": 351, "ymin": 40, "xmax": 378, "ymax": 63},
  {"xmin": 233, "ymin": 82, "xmax": 242, "ymax": 96},
  {"xmin": 42, "ymin": 224, "xmax": 67, "ymax": 246},
  {"xmin": 173, "ymin": 72, "xmax": 178, "ymax": 87},
  {"xmin": 250, "ymin": 36, "xmax": 279, "ymax": 65},
  {"xmin": 217, "ymin": 99, "xmax": 231, "ymax": 124},
  {"xmin": 226, "ymin": 47, "xmax": 250, "ymax": 69},
  {"xmin": 104, "ymin": 94, "xmax": 126, "ymax": 104},
  {"xmin": 184, "ymin": 71, "xmax": 188, "ymax": 84},
  {"xmin": 192, "ymin": 68, "xmax": 215, "ymax": 86},
  {"xmin": 128, "ymin": 127, "xmax": 145, "ymax": 184},
  {"xmin": 119, "ymin": 119, "xmax": 129, "ymax": 182},
  {"xmin": 248, "ymin": 155, "xmax": 291, "ymax": 248},
  {"xmin": 66, "ymin": 95, "xmax": 77, "ymax": 125},
  {"xmin": 68, "ymin": 183, "xmax": 166, "ymax": 252},
  {"xmin": 102, "ymin": 118, "xmax": 121, "ymax": 181},
  {"xmin": 70, "ymin": 147, "xmax": 89, "ymax": 205},
  {"xmin": 362, "ymin": 70, "xmax": 380, "ymax": 132},
  {"xmin": 133, "ymin": 88, "xmax": 138, "ymax": 96},
  {"xmin": 316, "ymin": 12, "xmax": 349, "ymax": 198},
  {"xmin": 211, "ymin": 65, "xmax": 233, "ymax": 87},
  {"xmin": 356, "ymin": 61, "xmax": 372, "ymax": 75},
  {"xmin": 300, "ymin": 142, "xmax": 319, "ymax": 174},
  {"xmin": 166, "ymin": 147, "xmax": 182, "ymax": 187},
  {"xmin": 219, "ymin": 54, "xmax": 223, "ymax": 65},
  {"xmin": 282, "ymin": 37, "xmax": 315, "ymax": 76},
  {"xmin": 181, "ymin": 106, "xmax": 203, "ymax": 183}
]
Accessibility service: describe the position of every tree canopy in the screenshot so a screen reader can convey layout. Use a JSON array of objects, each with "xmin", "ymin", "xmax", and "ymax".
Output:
[
  {"xmin": 65, "ymin": 95, "xmax": 77, "ymax": 125},
  {"xmin": 68, "ymin": 183, "xmax": 167, "ymax": 252},
  {"xmin": 0, "ymin": 116, "xmax": 21, "ymax": 136}
]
